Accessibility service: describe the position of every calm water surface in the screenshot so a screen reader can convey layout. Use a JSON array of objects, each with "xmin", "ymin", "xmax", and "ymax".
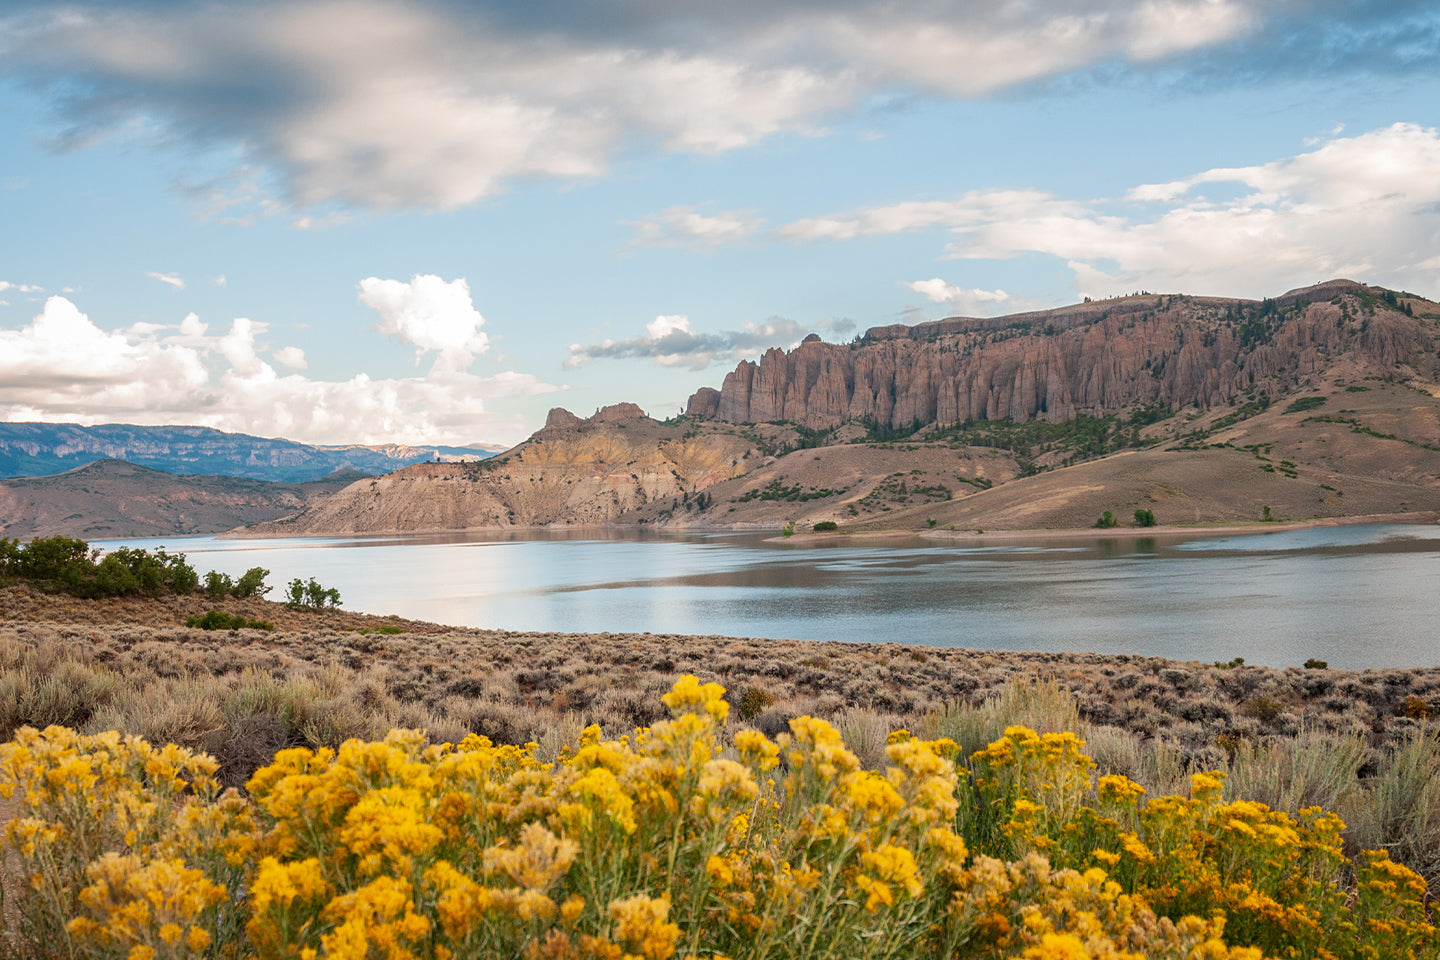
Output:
[{"xmin": 101, "ymin": 524, "xmax": 1440, "ymax": 669}]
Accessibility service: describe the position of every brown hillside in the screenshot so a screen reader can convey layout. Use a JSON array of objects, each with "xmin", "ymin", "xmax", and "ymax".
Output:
[
  {"xmin": 232, "ymin": 404, "xmax": 761, "ymax": 537},
  {"xmin": 844, "ymin": 375, "xmax": 1440, "ymax": 532},
  {"xmin": 0, "ymin": 460, "xmax": 358, "ymax": 539}
]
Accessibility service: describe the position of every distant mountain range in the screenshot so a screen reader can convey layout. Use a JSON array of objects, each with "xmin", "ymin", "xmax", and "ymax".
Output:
[
  {"xmin": 0, "ymin": 459, "xmax": 362, "ymax": 540},
  {"xmin": 0, "ymin": 422, "xmax": 503, "ymax": 483}
]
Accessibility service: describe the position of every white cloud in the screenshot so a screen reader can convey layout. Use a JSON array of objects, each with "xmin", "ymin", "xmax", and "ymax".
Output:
[
  {"xmin": 0, "ymin": 281, "xmax": 43, "ymax": 294},
  {"xmin": 2, "ymin": 0, "xmax": 1296, "ymax": 212},
  {"xmin": 358, "ymin": 274, "xmax": 490, "ymax": 372},
  {"xmin": 813, "ymin": 0, "xmax": 1253, "ymax": 97},
  {"xmin": 773, "ymin": 124, "xmax": 1440, "ymax": 300},
  {"xmin": 773, "ymin": 190, "xmax": 1072, "ymax": 243},
  {"xmin": 215, "ymin": 275, "xmax": 227, "ymax": 287},
  {"xmin": 147, "ymin": 271, "xmax": 185, "ymax": 290},
  {"xmin": 0, "ymin": 295, "xmax": 558, "ymax": 445},
  {"xmin": 0, "ymin": 297, "xmax": 211, "ymax": 409},
  {"xmin": 272, "ymin": 345, "xmax": 307, "ymax": 369},
  {"xmin": 629, "ymin": 206, "xmax": 763, "ymax": 247},
  {"xmin": 954, "ymin": 122, "xmax": 1440, "ymax": 297},
  {"xmin": 904, "ymin": 280, "xmax": 1012, "ymax": 315},
  {"xmin": 646, "ymin": 314, "xmax": 692, "ymax": 340}
]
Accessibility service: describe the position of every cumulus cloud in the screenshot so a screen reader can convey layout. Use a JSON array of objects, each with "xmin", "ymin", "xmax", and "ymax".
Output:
[
  {"xmin": 271, "ymin": 345, "xmax": 307, "ymax": 369},
  {"xmin": 953, "ymin": 122, "xmax": 1440, "ymax": 298},
  {"xmin": 629, "ymin": 206, "xmax": 764, "ymax": 247},
  {"xmin": 904, "ymin": 280, "xmax": 1012, "ymax": 315},
  {"xmin": 567, "ymin": 314, "xmax": 855, "ymax": 370},
  {"xmin": 773, "ymin": 124, "xmax": 1440, "ymax": 300},
  {"xmin": 147, "ymin": 271, "xmax": 185, "ymax": 290},
  {"xmin": 0, "ymin": 295, "xmax": 558, "ymax": 445},
  {"xmin": 358, "ymin": 274, "xmax": 491, "ymax": 373},
  {"xmin": 8, "ymin": 0, "xmax": 1427, "ymax": 212}
]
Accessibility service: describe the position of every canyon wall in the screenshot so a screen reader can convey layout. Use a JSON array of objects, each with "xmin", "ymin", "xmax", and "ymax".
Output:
[{"xmin": 687, "ymin": 281, "xmax": 1438, "ymax": 429}]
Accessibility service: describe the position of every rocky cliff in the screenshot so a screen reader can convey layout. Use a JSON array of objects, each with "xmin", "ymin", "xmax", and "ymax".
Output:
[
  {"xmin": 230, "ymin": 405, "xmax": 760, "ymax": 536},
  {"xmin": 687, "ymin": 280, "xmax": 1438, "ymax": 430}
]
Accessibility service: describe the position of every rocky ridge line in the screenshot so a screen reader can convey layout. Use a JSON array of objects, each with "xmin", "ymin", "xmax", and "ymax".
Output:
[{"xmin": 686, "ymin": 280, "xmax": 1436, "ymax": 430}]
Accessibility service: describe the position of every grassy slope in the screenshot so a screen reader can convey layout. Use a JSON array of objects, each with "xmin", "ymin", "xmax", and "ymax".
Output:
[{"xmin": 839, "ymin": 376, "xmax": 1440, "ymax": 533}]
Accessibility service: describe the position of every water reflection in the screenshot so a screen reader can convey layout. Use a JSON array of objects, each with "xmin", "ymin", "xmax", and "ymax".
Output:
[{"xmin": 100, "ymin": 523, "xmax": 1440, "ymax": 669}]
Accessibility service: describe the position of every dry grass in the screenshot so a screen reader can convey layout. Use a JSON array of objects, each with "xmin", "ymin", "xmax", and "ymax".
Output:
[
  {"xmin": 4, "ymin": 581, "xmax": 1438, "ymax": 774},
  {"xmin": 4, "ymin": 580, "xmax": 1440, "ymax": 889}
]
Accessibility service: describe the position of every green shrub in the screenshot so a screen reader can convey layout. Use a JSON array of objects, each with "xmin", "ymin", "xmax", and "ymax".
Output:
[
  {"xmin": 286, "ymin": 577, "xmax": 341, "ymax": 610},
  {"xmin": 206, "ymin": 566, "xmax": 272, "ymax": 600},
  {"xmin": 1304, "ymin": 658, "xmax": 1328, "ymax": 670},
  {"xmin": 812, "ymin": 521, "xmax": 838, "ymax": 532},
  {"xmin": 204, "ymin": 570, "xmax": 234, "ymax": 600},
  {"xmin": 185, "ymin": 610, "xmax": 274, "ymax": 631},
  {"xmin": 1284, "ymin": 396, "xmax": 1327, "ymax": 413},
  {"xmin": 1, "ymin": 537, "xmax": 201, "ymax": 598},
  {"xmin": 1134, "ymin": 508, "xmax": 1156, "ymax": 527},
  {"xmin": 1245, "ymin": 694, "xmax": 1284, "ymax": 723},
  {"xmin": 1094, "ymin": 510, "xmax": 1118, "ymax": 528},
  {"xmin": 736, "ymin": 686, "xmax": 777, "ymax": 720},
  {"xmin": 233, "ymin": 566, "xmax": 271, "ymax": 598},
  {"xmin": 0, "ymin": 536, "xmax": 96, "ymax": 592}
]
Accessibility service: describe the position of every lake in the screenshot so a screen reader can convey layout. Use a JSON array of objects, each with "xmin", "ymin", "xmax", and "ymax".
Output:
[{"xmin": 98, "ymin": 523, "xmax": 1440, "ymax": 670}]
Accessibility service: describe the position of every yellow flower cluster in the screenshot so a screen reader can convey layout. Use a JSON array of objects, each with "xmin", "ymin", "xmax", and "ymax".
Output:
[
  {"xmin": 66, "ymin": 853, "xmax": 225, "ymax": 959},
  {"xmin": 1, "ymin": 685, "xmax": 1436, "ymax": 960}
]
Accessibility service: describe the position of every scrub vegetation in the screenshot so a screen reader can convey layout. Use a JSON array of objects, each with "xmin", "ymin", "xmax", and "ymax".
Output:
[
  {"xmin": 3, "ymin": 534, "xmax": 1439, "ymax": 955},
  {"xmin": 0, "ymin": 676, "xmax": 1435, "ymax": 959},
  {"xmin": 3, "ymin": 580, "xmax": 1440, "ymax": 899}
]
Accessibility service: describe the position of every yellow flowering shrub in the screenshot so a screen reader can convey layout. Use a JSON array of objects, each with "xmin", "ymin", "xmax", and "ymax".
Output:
[{"xmin": 0, "ymin": 683, "xmax": 1435, "ymax": 960}]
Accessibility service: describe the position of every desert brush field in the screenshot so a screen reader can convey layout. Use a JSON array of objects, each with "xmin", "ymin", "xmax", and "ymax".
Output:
[
  {"xmin": 3, "ymin": 573, "xmax": 1440, "ymax": 958},
  {"xmin": 1, "ymin": 518, "xmax": 1438, "ymax": 958}
]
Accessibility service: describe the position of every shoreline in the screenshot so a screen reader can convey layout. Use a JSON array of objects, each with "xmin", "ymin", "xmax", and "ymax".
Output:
[
  {"xmin": 776, "ymin": 511, "xmax": 1440, "ymax": 545},
  {"xmin": 216, "ymin": 510, "xmax": 1440, "ymax": 545}
]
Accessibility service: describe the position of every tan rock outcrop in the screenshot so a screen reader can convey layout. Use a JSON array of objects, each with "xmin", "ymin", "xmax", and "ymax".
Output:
[
  {"xmin": 231, "ymin": 418, "xmax": 756, "ymax": 537},
  {"xmin": 687, "ymin": 281, "xmax": 1440, "ymax": 429}
]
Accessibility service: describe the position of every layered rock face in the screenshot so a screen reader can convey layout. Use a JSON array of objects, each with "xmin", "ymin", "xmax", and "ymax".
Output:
[
  {"xmin": 230, "ymin": 407, "xmax": 757, "ymax": 536},
  {"xmin": 688, "ymin": 281, "xmax": 1438, "ymax": 429}
]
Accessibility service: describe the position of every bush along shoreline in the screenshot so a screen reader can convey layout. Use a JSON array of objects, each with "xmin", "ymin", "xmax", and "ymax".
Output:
[
  {"xmin": 0, "ymin": 677, "xmax": 1435, "ymax": 959},
  {"xmin": 0, "ymin": 535, "xmax": 343, "ymax": 610}
]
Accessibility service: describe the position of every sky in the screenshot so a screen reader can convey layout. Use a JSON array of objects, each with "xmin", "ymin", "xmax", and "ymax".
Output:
[{"xmin": 1, "ymin": 1, "xmax": 1438, "ymax": 448}]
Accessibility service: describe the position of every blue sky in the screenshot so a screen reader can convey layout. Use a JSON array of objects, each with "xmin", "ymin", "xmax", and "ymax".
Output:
[{"xmin": 2, "ymin": 0, "xmax": 1438, "ymax": 447}]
